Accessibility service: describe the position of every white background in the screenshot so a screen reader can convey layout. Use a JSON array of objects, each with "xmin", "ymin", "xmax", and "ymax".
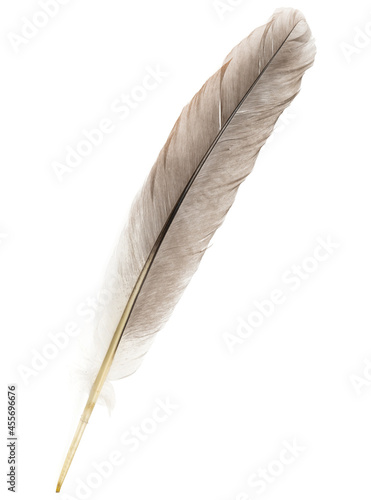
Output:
[{"xmin": 1, "ymin": 0, "xmax": 371, "ymax": 499}]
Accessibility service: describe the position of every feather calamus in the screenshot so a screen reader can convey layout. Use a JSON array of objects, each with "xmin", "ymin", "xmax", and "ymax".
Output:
[{"xmin": 56, "ymin": 8, "xmax": 316, "ymax": 491}]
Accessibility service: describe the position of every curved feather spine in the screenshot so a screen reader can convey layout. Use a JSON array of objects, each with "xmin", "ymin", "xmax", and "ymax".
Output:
[{"xmin": 57, "ymin": 8, "xmax": 316, "ymax": 491}]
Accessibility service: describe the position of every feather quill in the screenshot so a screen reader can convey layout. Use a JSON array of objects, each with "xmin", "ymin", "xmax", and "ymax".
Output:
[{"xmin": 57, "ymin": 7, "xmax": 316, "ymax": 491}]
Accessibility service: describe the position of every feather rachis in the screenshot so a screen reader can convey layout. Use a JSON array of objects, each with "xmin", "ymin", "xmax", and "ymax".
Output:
[
  {"xmin": 92, "ymin": 9, "xmax": 316, "ymax": 384},
  {"xmin": 57, "ymin": 8, "xmax": 315, "ymax": 491}
]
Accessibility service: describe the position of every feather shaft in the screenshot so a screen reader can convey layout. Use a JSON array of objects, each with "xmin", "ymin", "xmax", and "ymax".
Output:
[{"xmin": 57, "ymin": 8, "xmax": 316, "ymax": 491}]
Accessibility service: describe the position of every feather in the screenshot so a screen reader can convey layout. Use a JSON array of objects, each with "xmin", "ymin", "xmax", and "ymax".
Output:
[{"xmin": 57, "ymin": 7, "xmax": 316, "ymax": 491}]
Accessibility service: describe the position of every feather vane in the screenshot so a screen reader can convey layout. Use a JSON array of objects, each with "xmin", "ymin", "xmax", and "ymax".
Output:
[{"xmin": 57, "ymin": 8, "xmax": 316, "ymax": 491}]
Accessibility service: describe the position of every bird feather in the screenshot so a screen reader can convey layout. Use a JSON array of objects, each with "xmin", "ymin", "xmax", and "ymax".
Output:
[
  {"xmin": 86, "ymin": 7, "xmax": 316, "ymax": 391},
  {"xmin": 57, "ymin": 7, "xmax": 316, "ymax": 491}
]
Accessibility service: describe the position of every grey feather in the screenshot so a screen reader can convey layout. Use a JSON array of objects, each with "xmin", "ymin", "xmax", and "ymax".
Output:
[{"xmin": 80, "ymin": 7, "xmax": 316, "ymax": 405}]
